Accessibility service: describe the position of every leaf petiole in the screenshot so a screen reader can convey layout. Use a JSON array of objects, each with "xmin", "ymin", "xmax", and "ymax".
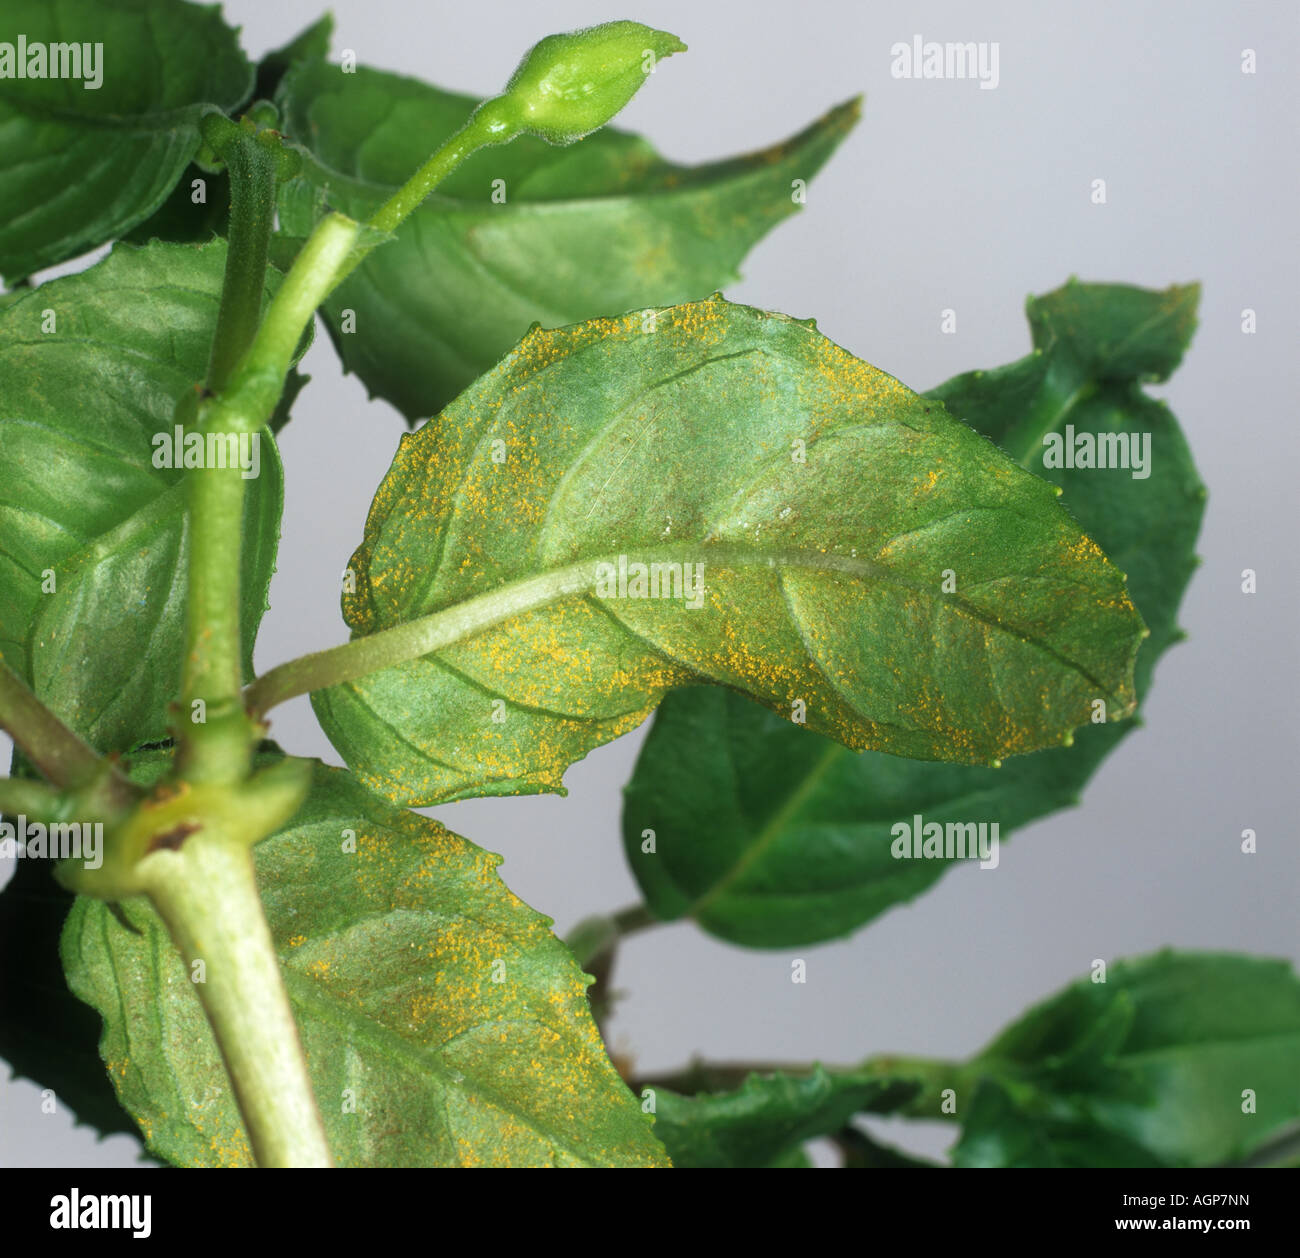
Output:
[{"xmin": 0, "ymin": 660, "xmax": 137, "ymax": 811}]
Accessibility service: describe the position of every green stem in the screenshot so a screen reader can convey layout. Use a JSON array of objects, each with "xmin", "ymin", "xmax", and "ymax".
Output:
[
  {"xmin": 635, "ymin": 1054, "xmax": 973, "ymax": 1117},
  {"xmin": 0, "ymin": 776, "xmax": 64, "ymax": 820},
  {"xmin": 140, "ymin": 828, "xmax": 331, "ymax": 1167},
  {"xmin": 178, "ymin": 128, "xmax": 280, "ymax": 784},
  {"xmin": 858, "ymin": 1054, "xmax": 975, "ymax": 1118},
  {"xmin": 226, "ymin": 212, "xmax": 361, "ymax": 413},
  {"xmin": 178, "ymin": 450, "xmax": 256, "ymax": 782},
  {"xmin": 147, "ymin": 98, "xmax": 521, "ymax": 1165},
  {"xmin": 179, "ymin": 214, "xmax": 361, "ymax": 784},
  {"xmin": 324, "ymin": 107, "xmax": 513, "ymax": 292},
  {"xmin": 0, "ymin": 660, "xmax": 135, "ymax": 808},
  {"xmin": 371, "ymin": 111, "xmax": 509, "ymax": 236},
  {"xmin": 206, "ymin": 132, "xmax": 278, "ymax": 393}
]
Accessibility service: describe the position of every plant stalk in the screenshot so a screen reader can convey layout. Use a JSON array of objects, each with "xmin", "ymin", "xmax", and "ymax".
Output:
[
  {"xmin": 0, "ymin": 660, "xmax": 136, "ymax": 808},
  {"xmin": 206, "ymin": 132, "xmax": 279, "ymax": 393},
  {"xmin": 141, "ymin": 828, "xmax": 332, "ymax": 1167},
  {"xmin": 177, "ymin": 130, "xmax": 281, "ymax": 784},
  {"xmin": 0, "ymin": 776, "xmax": 64, "ymax": 820}
]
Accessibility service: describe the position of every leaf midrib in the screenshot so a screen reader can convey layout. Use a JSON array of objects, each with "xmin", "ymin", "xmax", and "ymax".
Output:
[
  {"xmin": 690, "ymin": 737, "xmax": 844, "ymax": 918},
  {"xmin": 377, "ymin": 541, "xmax": 1129, "ymax": 708}
]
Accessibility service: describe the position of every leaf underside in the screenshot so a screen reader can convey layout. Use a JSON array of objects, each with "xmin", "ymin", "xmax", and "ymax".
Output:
[
  {"xmin": 621, "ymin": 281, "xmax": 1204, "ymax": 947},
  {"xmin": 0, "ymin": 239, "xmax": 287, "ymax": 752},
  {"xmin": 61, "ymin": 757, "xmax": 669, "ymax": 1168},
  {"xmin": 313, "ymin": 296, "xmax": 1144, "ymax": 809}
]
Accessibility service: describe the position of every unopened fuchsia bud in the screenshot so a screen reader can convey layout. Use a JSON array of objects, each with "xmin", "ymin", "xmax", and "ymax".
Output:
[{"xmin": 474, "ymin": 21, "xmax": 686, "ymax": 146}]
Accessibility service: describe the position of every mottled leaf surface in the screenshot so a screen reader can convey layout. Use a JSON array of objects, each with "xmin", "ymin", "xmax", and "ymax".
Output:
[
  {"xmin": 315, "ymin": 297, "xmax": 1144, "ymax": 807},
  {"xmin": 61, "ymin": 757, "xmax": 668, "ymax": 1167},
  {"xmin": 622, "ymin": 282, "xmax": 1202, "ymax": 946},
  {"xmin": 0, "ymin": 240, "xmax": 286, "ymax": 751}
]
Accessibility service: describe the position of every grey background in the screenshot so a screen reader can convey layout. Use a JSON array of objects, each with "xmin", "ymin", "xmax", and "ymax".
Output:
[{"xmin": 2, "ymin": 0, "xmax": 1296, "ymax": 1167}]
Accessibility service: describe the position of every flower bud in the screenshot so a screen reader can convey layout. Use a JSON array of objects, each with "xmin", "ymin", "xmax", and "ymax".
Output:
[{"xmin": 483, "ymin": 21, "xmax": 686, "ymax": 146}]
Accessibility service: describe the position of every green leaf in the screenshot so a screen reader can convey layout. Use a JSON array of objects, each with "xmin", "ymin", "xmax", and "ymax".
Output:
[
  {"xmin": 837, "ymin": 1126, "xmax": 940, "ymax": 1168},
  {"xmin": 651, "ymin": 1067, "xmax": 918, "ymax": 1168},
  {"xmin": 61, "ymin": 756, "xmax": 669, "ymax": 1168},
  {"xmin": 120, "ymin": 17, "xmax": 334, "ymax": 253},
  {"xmin": 955, "ymin": 952, "xmax": 1300, "ymax": 1168},
  {"xmin": 622, "ymin": 281, "xmax": 1203, "ymax": 947},
  {"xmin": 120, "ymin": 166, "xmax": 230, "ymax": 247},
  {"xmin": 653, "ymin": 951, "xmax": 1300, "ymax": 1169},
  {"xmin": 954, "ymin": 1078, "xmax": 1163, "ymax": 1168},
  {"xmin": 314, "ymin": 296, "xmax": 1144, "ymax": 808},
  {"xmin": 0, "ymin": 239, "xmax": 286, "ymax": 751},
  {"xmin": 274, "ymin": 56, "xmax": 859, "ymax": 420},
  {"xmin": 253, "ymin": 14, "xmax": 334, "ymax": 102},
  {"xmin": 0, "ymin": 0, "xmax": 252, "ymax": 282},
  {"xmin": 0, "ymin": 745, "xmax": 139, "ymax": 1143}
]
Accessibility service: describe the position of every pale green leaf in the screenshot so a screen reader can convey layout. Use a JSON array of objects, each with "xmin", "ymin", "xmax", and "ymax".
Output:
[
  {"xmin": 61, "ymin": 756, "xmax": 668, "ymax": 1167},
  {"xmin": 0, "ymin": 239, "xmax": 286, "ymax": 751},
  {"xmin": 314, "ymin": 296, "xmax": 1145, "ymax": 807}
]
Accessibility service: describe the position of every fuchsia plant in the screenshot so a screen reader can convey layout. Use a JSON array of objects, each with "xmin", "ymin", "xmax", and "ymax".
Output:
[{"xmin": 1, "ymin": 5, "xmax": 1296, "ymax": 1172}]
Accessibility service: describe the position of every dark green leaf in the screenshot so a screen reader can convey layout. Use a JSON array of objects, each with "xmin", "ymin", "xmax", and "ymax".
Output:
[
  {"xmin": 622, "ymin": 281, "xmax": 1204, "ymax": 946},
  {"xmin": 314, "ymin": 297, "xmax": 1144, "ymax": 807},
  {"xmin": 61, "ymin": 757, "xmax": 669, "ymax": 1168},
  {"xmin": 651, "ymin": 1067, "xmax": 918, "ymax": 1168},
  {"xmin": 0, "ymin": 239, "xmax": 287, "ymax": 751},
  {"xmin": 837, "ymin": 1126, "xmax": 940, "ymax": 1168},
  {"xmin": 268, "ymin": 367, "xmax": 311, "ymax": 436},
  {"xmin": 955, "ymin": 952, "xmax": 1300, "ymax": 1168},
  {"xmin": 121, "ymin": 14, "xmax": 336, "ymax": 254},
  {"xmin": 120, "ymin": 166, "xmax": 230, "ymax": 247},
  {"xmin": 275, "ymin": 57, "xmax": 859, "ymax": 420},
  {"xmin": 254, "ymin": 14, "xmax": 334, "ymax": 102},
  {"xmin": 0, "ymin": 0, "xmax": 252, "ymax": 282},
  {"xmin": 954, "ymin": 1078, "xmax": 1163, "ymax": 1168},
  {"xmin": 0, "ymin": 745, "xmax": 138, "ymax": 1143}
]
